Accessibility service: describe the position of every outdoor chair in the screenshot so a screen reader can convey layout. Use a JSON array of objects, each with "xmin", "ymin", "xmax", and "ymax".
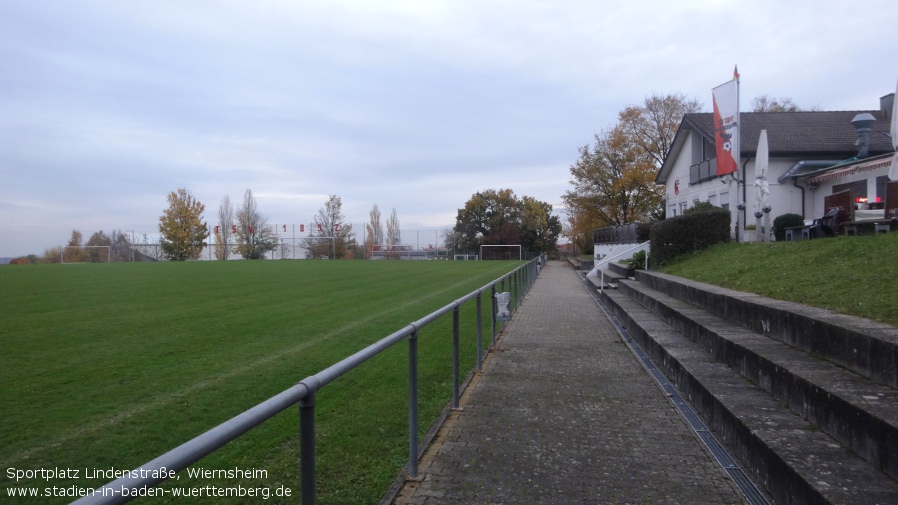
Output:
[{"xmin": 812, "ymin": 208, "xmax": 842, "ymax": 238}]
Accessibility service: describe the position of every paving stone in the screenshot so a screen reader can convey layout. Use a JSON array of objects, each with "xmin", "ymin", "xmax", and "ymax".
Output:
[{"xmin": 392, "ymin": 262, "xmax": 749, "ymax": 504}]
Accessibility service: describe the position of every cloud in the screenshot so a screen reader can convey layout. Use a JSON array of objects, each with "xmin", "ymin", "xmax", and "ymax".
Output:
[{"xmin": 1, "ymin": 0, "xmax": 897, "ymax": 257}]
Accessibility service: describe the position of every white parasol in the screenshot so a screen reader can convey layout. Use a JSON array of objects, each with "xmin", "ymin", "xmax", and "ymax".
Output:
[
  {"xmin": 753, "ymin": 129, "xmax": 771, "ymax": 241},
  {"xmin": 889, "ymin": 76, "xmax": 898, "ymax": 181},
  {"xmin": 753, "ymin": 129, "xmax": 770, "ymax": 209}
]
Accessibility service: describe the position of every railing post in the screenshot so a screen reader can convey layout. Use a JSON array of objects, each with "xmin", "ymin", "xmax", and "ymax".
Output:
[
  {"xmin": 475, "ymin": 292, "xmax": 483, "ymax": 372},
  {"xmin": 490, "ymin": 285, "xmax": 497, "ymax": 347},
  {"xmin": 408, "ymin": 330, "xmax": 420, "ymax": 479},
  {"xmin": 452, "ymin": 305, "xmax": 461, "ymax": 410},
  {"xmin": 511, "ymin": 270, "xmax": 517, "ymax": 314},
  {"xmin": 498, "ymin": 277, "xmax": 506, "ymax": 332},
  {"xmin": 523, "ymin": 264, "xmax": 529, "ymax": 294},
  {"xmin": 299, "ymin": 392, "xmax": 316, "ymax": 505},
  {"xmin": 524, "ymin": 261, "xmax": 536, "ymax": 295}
]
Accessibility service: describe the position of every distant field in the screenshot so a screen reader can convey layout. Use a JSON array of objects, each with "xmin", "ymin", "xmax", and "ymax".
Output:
[{"xmin": 0, "ymin": 260, "xmax": 523, "ymax": 504}]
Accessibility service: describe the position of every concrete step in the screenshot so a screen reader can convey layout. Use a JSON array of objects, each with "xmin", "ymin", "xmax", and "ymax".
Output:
[
  {"xmin": 618, "ymin": 278, "xmax": 898, "ymax": 482},
  {"xmin": 585, "ymin": 269, "xmax": 625, "ymax": 290},
  {"xmin": 634, "ymin": 270, "xmax": 898, "ymax": 390},
  {"xmin": 599, "ymin": 288, "xmax": 898, "ymax": 505},
  {"xmin": 607, "ymin": 261, "xmax": 635, "ymax": 278}
]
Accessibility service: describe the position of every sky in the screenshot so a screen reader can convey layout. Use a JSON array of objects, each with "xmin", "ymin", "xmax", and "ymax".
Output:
[{"xmin": 2, "ymin": 0, "xmax": 897, "ymax": 258}]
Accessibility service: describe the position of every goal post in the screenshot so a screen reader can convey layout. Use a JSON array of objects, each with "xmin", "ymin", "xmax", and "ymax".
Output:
[{"xmin": 479, "ymin": 244, "xmax": 522, "ymax": 261}]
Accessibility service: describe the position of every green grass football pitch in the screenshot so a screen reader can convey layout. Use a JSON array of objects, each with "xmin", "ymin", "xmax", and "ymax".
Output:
[{"xmin": 1, "ymin": 260, "xmax": 524, "ymax": 504}]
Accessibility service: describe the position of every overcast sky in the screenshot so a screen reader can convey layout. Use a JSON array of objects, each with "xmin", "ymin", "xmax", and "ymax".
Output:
[{"xmin": 2, "ymin": 0, "xmax": 896, "ymax": 257}]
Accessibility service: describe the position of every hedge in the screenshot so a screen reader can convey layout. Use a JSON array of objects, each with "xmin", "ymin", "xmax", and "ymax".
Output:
[{"xmin": 650, "ymin": 208, "xmax": 731, "ymax": 267}]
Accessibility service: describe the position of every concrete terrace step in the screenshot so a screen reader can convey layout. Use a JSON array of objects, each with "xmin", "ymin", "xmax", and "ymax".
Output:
[
  {"xmin": 634, "ymin": 270, "xmax": 898, "ymax": 390},
  {"xmin": 617, "ymin": 278, "xmax": 898, "ymax": 481},
  {"xmin": 600, "ymin": 288, "xmax": 898, "ymax": 505},
  {"xmin": 584, "ymin": 262, "xmax": 634, "ymax": 291},
  {"xmin": 606, "ymin": 261, "xmax": 635, "ymax": 278},
  {"xmin": 586, "ymin": 269, "xmax": 624, "ymax": 290}
]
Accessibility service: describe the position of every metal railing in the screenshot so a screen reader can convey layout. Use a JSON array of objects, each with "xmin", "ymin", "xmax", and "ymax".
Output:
[
  {"xmin": 689, "ymin": 157, "xmax": 718, "ymax": 184},
  {"xmin": 72, "ymin": 254, "xmax": 546, "ymax": 505},
  {"xmin": 592, "ymin": 222, "xmax": 651, "ymax": 245}
]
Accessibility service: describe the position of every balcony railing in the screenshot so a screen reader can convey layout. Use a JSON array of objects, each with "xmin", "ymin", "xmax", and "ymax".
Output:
[{"xmin": 689, "ymin": 157, "xmax": 718, "ymax": 185}]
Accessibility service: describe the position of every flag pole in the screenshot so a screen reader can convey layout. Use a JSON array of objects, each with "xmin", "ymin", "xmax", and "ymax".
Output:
[{"xmin": 734, "ymin": 65, "xmax": 744, "ymax": 243}]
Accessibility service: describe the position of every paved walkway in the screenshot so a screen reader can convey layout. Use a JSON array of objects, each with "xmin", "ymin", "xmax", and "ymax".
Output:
[{"xmin": 393, "ymin": 261, "xmax": 748, "ymax": 505}]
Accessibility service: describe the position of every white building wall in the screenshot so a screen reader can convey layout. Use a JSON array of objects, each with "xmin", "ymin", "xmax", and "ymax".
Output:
[
  {"xmin": 664, "ymin": 132, "xmax": 816, "ymax": 237},
  {"xmin": 663, "ymin": 130, "xmax": 741, "ymax": 234},
  {"xmin": 746, "ymin": 158, "xmax": 807, "ymax": 219},
  {"xmin": 806, "ymin": 168, "xmax": 892, "ymax": 219}
]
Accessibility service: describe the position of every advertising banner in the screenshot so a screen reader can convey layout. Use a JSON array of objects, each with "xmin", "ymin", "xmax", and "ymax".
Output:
[{"xmin": 712, "ymin": 73, "xmax": 739, "ymax": 176}]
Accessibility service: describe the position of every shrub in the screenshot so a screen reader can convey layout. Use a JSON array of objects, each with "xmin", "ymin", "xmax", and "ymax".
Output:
[
  {"xmin": 683, "ymin": 201, "xmax": 718, "ymax": 215},
  {"xmin": 773, "ymin": 213, "xmax": 804, "ymax": 241},
  {"xmin": 625, "ymin": 250, "xmax": 647, "ymax": 270},
  {"xmin": 650, "ymin": 209, "xmax": 731, "ymax": 267}
]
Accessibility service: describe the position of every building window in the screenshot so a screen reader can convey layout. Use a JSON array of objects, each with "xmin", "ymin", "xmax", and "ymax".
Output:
[
  {"xmin": 689, "ymin": 133, "xmax": 719, "ymax": 185},
  {"xmin": 669, "ymin": 204, "xmax": 677, "ymax": 217},
  {"xmin": 832, "ymin": 180, "xmax": 867, "ymax": 201},
  {"xmin": 719, "ymin": 191, "xmax": 729, "ymax": 210},
  {"xmin": 708, "ymin": 194, "xmax": 718, "ymax": 206},
  {"xmin": 679, "ymin": 201, "xmax": 688, "ymax": 214},
  {"xmin": 702, "ymin": 136, "xmax": 715, "ymax": 159},
  {"xmin": 876, "ymin": 175, "xmax": 889, "ymax": 202}
]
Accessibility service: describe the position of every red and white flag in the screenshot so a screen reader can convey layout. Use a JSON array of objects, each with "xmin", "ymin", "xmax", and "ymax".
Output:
[{"xmin": 712, "ymin": 70, "xmax": 740, "ymax": 176}]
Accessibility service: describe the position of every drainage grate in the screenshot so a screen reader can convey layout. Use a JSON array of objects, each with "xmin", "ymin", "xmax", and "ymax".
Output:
[{"xmin": 580, "ymin": 276, "xmax": 770, "ymax": 505}]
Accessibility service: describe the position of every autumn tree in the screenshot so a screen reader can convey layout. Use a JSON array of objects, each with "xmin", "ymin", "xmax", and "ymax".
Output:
[
  {"xmin": 304, "ymin": 195, "xmax": 355, "ymax": 259},
  {"xmin": 85, "ymin": 230, "xmax": 112, "ymax": 262},
  {"xmin": 365, "ymin": 204, "xmax": 384, "ymax": 258},
  {"xmin": 386, "ymin": 208, "xmax": 400, "ymax": 246},
  {"xmin": 520, "ymin": 195, "xmax": 562, "ymax": 254},
  {"xmin": 562, "ymin": 211, "xmax": 600, "ymax": 257},
  {"xmin": 42, "ymin": 246, "xmax": 63, "ymax": 263},
  {"xmin": 618, "ymin": 92, "xmax": 702, "ymax": 168},
  {"xmin": 45, "ymin": 229, "xmax": 125, "ymax": 263},
  {"xmin": 234, "ymin": 189, "xmax": 278, "ymax": 259},
  {"xmin": 563, "ymin": 93, "xmax": 699, "ymax": 253},
  {"xmin": 215, "ymin": 195, "xmax": 235, "ymax": 260},
  {"xmin": 563, "ymin": 127, "xmax": 663, "ymax": 252},
  {"xmin": 159, "ymin": 188, "xmax": 209, "ymax": 261},
  {"xmin": 454, "ymin": 189, "xmax": 560, "ymax": 256},
  {"xmin": 63, "ymin": 229, "xmax": 87, "ymax": 263}
]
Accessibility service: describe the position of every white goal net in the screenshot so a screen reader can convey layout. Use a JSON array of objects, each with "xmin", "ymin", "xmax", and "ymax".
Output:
[{"xmin": 479, "ymin": 245, "xmax": 522, "ymax": 261}]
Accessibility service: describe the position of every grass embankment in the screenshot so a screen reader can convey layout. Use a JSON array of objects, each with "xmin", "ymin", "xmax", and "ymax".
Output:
[
  {"xmin": 0, "ymin": 260, "xmax": 522, "ymax": 504},
  {"xmin": 659, "ymin": 231, "xmax": 898, "ymax": 327}
]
